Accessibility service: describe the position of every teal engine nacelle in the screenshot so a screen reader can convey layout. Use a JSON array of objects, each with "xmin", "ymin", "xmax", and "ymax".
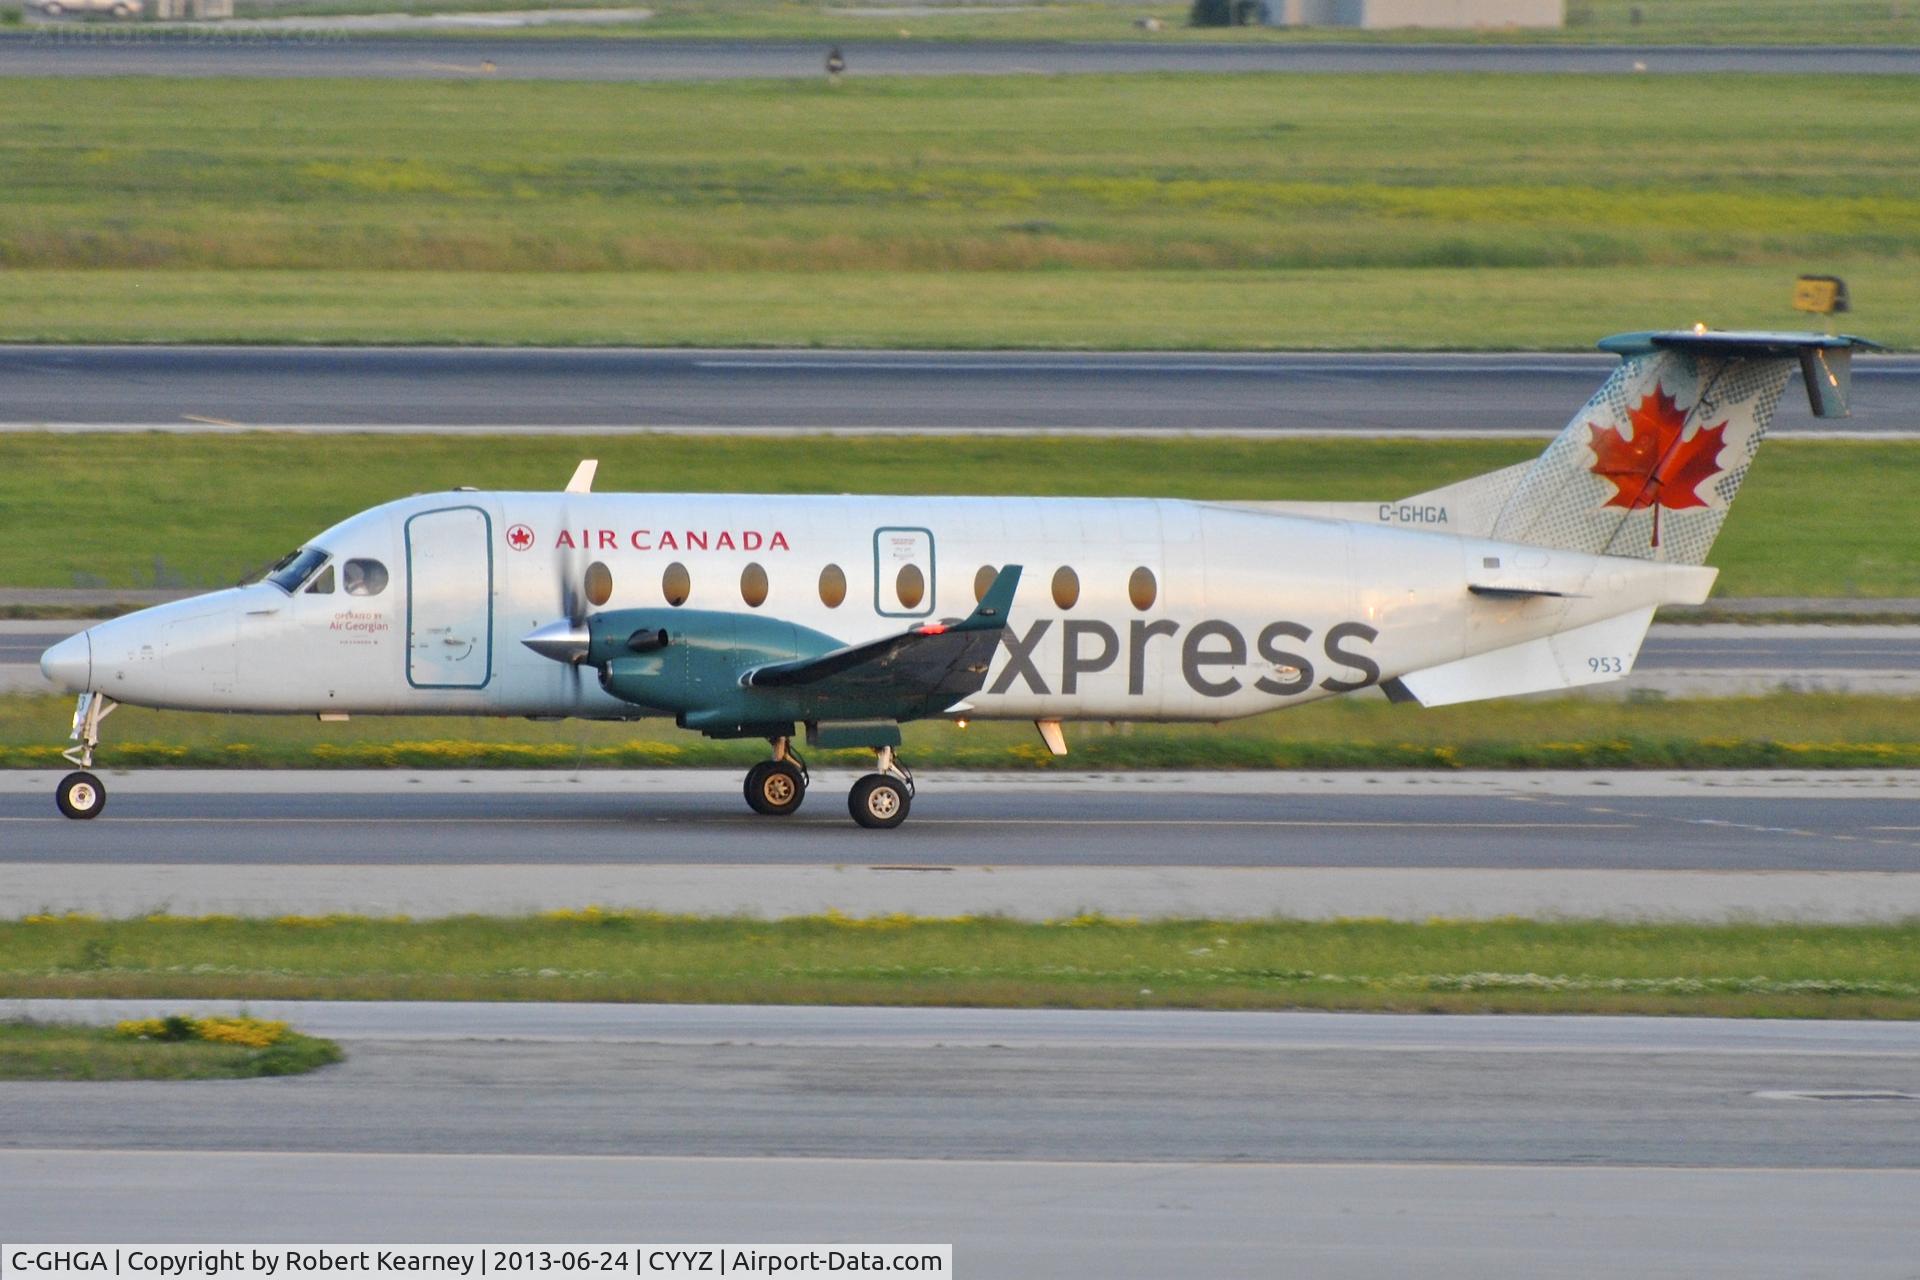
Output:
[{"xmin": 585, "ymin": 608, "xmax": 842, "ymax": 737}]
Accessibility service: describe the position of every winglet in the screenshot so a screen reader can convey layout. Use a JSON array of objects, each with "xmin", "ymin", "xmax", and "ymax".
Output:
[
  {"xmin": 952, "ymin": 565, "xmax": 1022, "ymax": 632},
  {"xmin": 565, "ymin": 460, "xmax": 599, "ymax": 494}
]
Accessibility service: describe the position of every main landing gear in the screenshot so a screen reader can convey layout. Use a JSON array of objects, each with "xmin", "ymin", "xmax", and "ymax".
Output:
[
  {"xmin": 742, "ymin": 737, "xmax": 915, "ymax": 828},
  {"xmin": 849, "ymin": 745, "xmax": 913, "ymax": 830},
  {"xmin": 744, "ymin": 737, "xmax": 809, "ymax": 816},
  {"xmin": 55, "ymin": 692, "xmax": 117, "ymax": 821}
]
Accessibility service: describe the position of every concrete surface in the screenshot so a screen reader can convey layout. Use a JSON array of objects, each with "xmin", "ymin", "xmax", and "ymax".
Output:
[
  {"xmin": 4, "ymin": 1004, "xmax": 1920, "ymax": 1274},
  {"xmin": 4, "ymin": 770, "xmax": 1918, "ymax": 920},
  {"xmin": 5, "ymin": 1152, "xmax": 1916, "ymax": 1278},
  {"xmin": 4, "ymin": 347, "xmax": 1915, "ymax": 434}
]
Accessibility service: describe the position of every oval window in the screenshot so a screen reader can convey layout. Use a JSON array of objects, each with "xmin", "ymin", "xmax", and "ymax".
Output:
[
  {"xmin": 740, "ymin": 562, "xmax": 768, "ymax": 609},
  {"xmin": 819, "ymin": 563, "xmax": 847, "ymax": 609},
  {"xmin": 662, "ymin": 561, "xmax": 690, "ymax": 607},
  {"xmin": 1051, "ymin": 566, "xmax": 1080, "ymax": 611},
  {"xmin": 896, "ymin": 563, "xmax": 926, "ymax": 611},
  {"xmin": 1128, "ymin": 566, "xmax": 1157, "ymax": 611},
  {"xmin": 973, "ymin": 565, "xmax": 998, "ymax": 603},
  {"xmin": 584, "ymin": 561, "xmax": 613, "ymax": 607},
  {"xmin": 343, "ymin": 558, "xmax": 388, "ymax": 598}
]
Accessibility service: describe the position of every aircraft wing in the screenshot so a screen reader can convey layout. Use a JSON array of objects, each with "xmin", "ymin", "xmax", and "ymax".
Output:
[{"xmin": 741, "ymin": 566, "xmax": 1022, "ymax": 714}]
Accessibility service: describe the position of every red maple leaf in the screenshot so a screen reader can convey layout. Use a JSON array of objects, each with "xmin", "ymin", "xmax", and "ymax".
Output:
[{"xmin": 1587, "ymin": 384, "xmax": 1728, "ymax": 546}]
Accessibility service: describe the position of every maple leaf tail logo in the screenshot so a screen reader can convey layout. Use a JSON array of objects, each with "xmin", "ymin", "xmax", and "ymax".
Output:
[{"xmin": 1586, "ymin": 383, "xmax": 1729, "ymax": 548}]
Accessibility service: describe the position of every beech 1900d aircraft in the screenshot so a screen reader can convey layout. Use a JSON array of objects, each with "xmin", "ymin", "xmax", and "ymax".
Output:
[{"xmin": 40, "ymin": 329, "xmax": 1875, "ymax": 828}]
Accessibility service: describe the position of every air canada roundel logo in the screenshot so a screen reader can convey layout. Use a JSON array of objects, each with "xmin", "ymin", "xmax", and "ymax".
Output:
[{"xmin": 505, "ymin": 523, "xmax": 535, "ymax": 551}]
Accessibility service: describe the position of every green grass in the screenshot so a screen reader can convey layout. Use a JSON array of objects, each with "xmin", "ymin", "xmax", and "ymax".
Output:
[
  {"xmin": 0, "ymin": 1019, "xmax": 342, "ymax": 1080},
  {"xmin": 217, "ymin": 0, "xmax": 1920, "ymax": 46},
  {"xmin": 7, "ymin": 913, "xmax": 1920, "ymax": 1017},
  {"xmin": 3, "ymin": 434, "xmax": 1914, "ymax": 598},
  {"xmin": 2, "ymin": 73, "xmax": 1915, "ymax": 346},
  {"xmin": 4, "ymin": 690, "xmax": 1918, "ymax": 769},
  {"xmin": 10, "ymin": 265, "xmax": 1918, "ymax": 349}
]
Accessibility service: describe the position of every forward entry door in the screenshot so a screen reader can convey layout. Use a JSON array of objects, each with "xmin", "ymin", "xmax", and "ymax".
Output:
[{"xmin": 406, "ymin": 506, "xmax": 494, "ymax": 689}]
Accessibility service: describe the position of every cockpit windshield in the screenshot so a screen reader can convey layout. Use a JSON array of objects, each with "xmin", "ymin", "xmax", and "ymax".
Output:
[{"xmin": 262, "ymin": 546, "xmax": 331, "ymax": 593}]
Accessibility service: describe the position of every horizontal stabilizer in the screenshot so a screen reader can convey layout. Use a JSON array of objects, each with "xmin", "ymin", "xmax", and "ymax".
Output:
[
  {"xmin": 1385, "ymin": 607, "xmax": 1656, "ymax": 708},
  {"xmin": 1467, "ymin": 583, "xmax": 1581, "ymax": 600},
  {"xmin": 1598, "ymin": 330, "xmax": 1879, "ymax": 419}
]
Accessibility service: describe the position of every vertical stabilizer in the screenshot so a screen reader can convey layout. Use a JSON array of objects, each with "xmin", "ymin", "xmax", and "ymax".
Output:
[{"xmin": 1403, "ymin": 331, "xmax": 1877, "ymax": 566}]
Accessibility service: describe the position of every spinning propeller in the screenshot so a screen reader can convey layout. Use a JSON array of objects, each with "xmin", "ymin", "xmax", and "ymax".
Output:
[{"xmin": 520, "ymin": 461, "xmax": 599, "ymax": 691}]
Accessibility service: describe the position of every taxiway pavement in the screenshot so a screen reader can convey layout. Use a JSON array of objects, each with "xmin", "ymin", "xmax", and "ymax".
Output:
[
  {"xmin": 4, "ymin": 36, "xmax": 1918, "ymax": 81},
  {"xmin": 4, "ymin": 770, "xmax": 1918, "ymax": 921},
  {"xmin": 5, "ymin": 347, "xmax": 1917, "ymax": 435},
  {"xmin": 4, "ymin": 1003, "xmax": 1919, "ymax": 1275}
]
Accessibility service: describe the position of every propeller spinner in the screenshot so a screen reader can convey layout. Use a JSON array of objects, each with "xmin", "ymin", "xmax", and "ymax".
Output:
[{"xmin": 522, "ymin": 619, "xmax": 590, "ymax": 664}]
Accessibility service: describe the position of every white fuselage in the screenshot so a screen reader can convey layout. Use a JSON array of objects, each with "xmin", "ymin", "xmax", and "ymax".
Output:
[{"xmin": 59, "ymin": 489, "xmax": 1703, "ymax": 723}]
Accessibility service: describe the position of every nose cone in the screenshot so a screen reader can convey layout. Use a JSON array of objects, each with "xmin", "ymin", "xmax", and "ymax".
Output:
[
  {"xmin": 40, "ymin": 630, "xmax": 92, "ymax": 693},
  {"xmin": 522, "ymin": 619, "xmax": 590, "ymax": 664}
]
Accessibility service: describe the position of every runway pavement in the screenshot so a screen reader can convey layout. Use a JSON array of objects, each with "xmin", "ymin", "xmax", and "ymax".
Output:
[
  {"xmin": 4, "ymin": 36, "xmax": 1918, "ymax": 81},
  {"xmin": 5, "ymin": 346, "xmax": 1917, "ymax": 435},
  {"xmin": 4, "ymin": 1003, "xmax": 1919, "ymax": 1274},
  {"xmin": 4, "ymin": 770, "xmax": 1918, "ymax": 920}
]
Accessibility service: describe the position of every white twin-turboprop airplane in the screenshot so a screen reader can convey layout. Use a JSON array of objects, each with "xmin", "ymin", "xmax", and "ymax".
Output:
[{"xmin": 40, "ymin": 329, "xmax": 1872, "ymax": 828}]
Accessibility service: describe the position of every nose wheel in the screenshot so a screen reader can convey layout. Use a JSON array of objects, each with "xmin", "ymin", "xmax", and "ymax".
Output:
[
  {"xmin": 54, "ymin": 693, "xmax": 116, "ymax": 821},
  {"xmin": 56, "ymin": 770, "xmax": 106, "ymax": 820},
  {"xmin": 744, "ymin": 738, "xmax": 808, "ymax": 816},
  {"xmin": 849, "ymin": 744, "xmax": 914, "ymax": 830}
]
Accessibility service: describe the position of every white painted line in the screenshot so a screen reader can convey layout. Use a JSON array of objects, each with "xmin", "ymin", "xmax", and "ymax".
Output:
[
  {"xmin": 2, "ymin": 422, "xmax": 1916, "ymax": 440},
  {"xmin": 913, "ymin": 819, "xmax": 1636, "ymax": 829},
  {"xmin": 4, "ymin": 768, "xmax": 1918, "ymax": 799},
  {"xmin": 10, "ymin": 864, "xmax": 1920, "ymax": 922},
  {"xmin": 0, "ymin": 816, "xmax": 1638, "ymax": 829},
  {"xmin": 691, "ymin": 359, "xmax": 1614, "ymax": 374}
]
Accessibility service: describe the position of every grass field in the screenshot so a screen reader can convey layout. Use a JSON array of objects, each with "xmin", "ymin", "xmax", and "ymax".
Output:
[
  {"xmin": 3, "ymin": 74, "xmax": 1914, "ymax": 347},
  {"xmin": 7, "ymin": 913, "xmax": 1918, "ymax": 1018},
  {"xmin": 5, "ymin": 434, "xmax": 1914, "ymax": 597},
  {"xmin": 0, "ymin": 1018, "xmax": 342, "ymax": 1080},
  {"xmin": 206, "ymin": 0, "xmax": 1920, "ymax": 46},
  {"xmin": 11, "ymin": 265, "xmax": 1918, "ymax": 349},
  {"xmin": 5, "ymin": 689, "xmax": 1917, "ymax": 769}
]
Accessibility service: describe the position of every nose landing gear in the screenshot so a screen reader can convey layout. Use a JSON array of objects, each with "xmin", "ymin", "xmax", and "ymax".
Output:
[
  {"xmin": 744, "ymin": 736, "xmax": 809, "ymax": 816},
  {"xmin": 55, "ymin": 692, "xmax": 117, "ymax": 821},
  {"xmin": 849, "ymin": 745, "xmax": 913, "ymax": 830}
]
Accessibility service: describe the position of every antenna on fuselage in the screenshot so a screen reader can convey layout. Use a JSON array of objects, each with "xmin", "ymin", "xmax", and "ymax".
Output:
[{"xmin": 565, "ymin": 460, "xmax": 599, "ymax": 494}]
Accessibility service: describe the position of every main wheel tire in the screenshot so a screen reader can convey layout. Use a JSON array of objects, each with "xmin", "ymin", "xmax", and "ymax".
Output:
[
  {"xmin": 56, "ymin": 770, "xmax": 105, "ymax": 820},
  {"xmin": 744, "ymin": 759, "xmax": 806, "ymax": 816},
  {"xmin": 848, "ymin": 773, "xmax": 910, "ymax": 829}
]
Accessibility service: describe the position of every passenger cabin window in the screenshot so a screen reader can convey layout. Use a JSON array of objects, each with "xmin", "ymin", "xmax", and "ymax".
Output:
[
  {"xmin": 1051, "ymin": 566, "xmax": 1080, "ymax": 611},
  {"xmin": 662, "ymin": 561, "xmax": 691, "ymax": 607},
  {"xmin": 973, "ymin": 565, "xmax": 998, "ymax": 603},
  {"xmin": 265, "ymin": 546, "xmax": 329, "ymax": 594},
  {"xmin": 343, "ymin": 559, "xmax": 389, "ymax": 598},
  {"xmin": 819, "ymin": 563, "xmax": 847, "ymax": 609},
  {"xmin": 1128, "ymin": 566, "xmax": 1157, "ymax": 611},
  {"xmin": 304, "ymin": 564, "xmax": 335, "ymax": 595},
  {"xmin": 584, "ymin": 561, "xmax": 613, "ymax": 607},
  {"xmin": 896, "ymin": 563, "xmax": 926, "ymax": 611},
  {"xmin": 741, "ymin": 562, "xmax": 768, "ymax": 609}
]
